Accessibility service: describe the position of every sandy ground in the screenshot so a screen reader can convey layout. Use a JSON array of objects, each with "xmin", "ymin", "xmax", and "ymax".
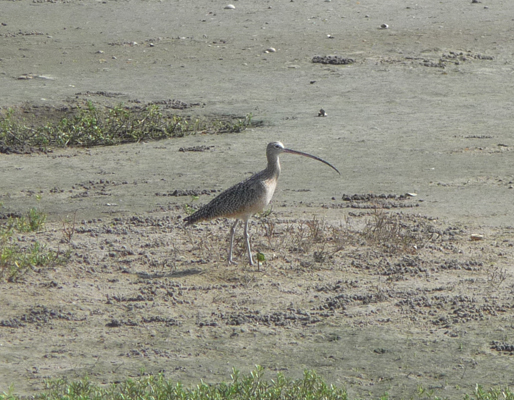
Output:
[{"xmin": 2, "ymin": 0, "xmax": 514, "ymax": 398}]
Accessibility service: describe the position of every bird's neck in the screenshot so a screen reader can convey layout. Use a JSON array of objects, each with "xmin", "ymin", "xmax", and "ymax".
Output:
[{"xmin": 265, "ymin": 156, "xmax": 281, "ymax": 179}]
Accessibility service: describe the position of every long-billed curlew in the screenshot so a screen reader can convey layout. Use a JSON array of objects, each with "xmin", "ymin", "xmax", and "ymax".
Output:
[{"xmin": 183, "ymin": 141, "xmax": 340, "ymax": 266}]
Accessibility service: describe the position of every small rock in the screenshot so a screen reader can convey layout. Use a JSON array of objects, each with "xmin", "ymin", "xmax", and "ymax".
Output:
[
  {"xmin": 380, "ymin": 24, "xmax": 389, "ymax": 29},
  {"xmin": 224, "ymin": 4, "xmax": 235, "ymax": 9},
  {"xmin": 470, "ymin": 234, "xmax": 484, "ymax": 241}
]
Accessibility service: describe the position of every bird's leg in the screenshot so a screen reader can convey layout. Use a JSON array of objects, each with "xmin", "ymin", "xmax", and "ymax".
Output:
[
  {"xmin": 243, "ymin": 218, "xmax": 255, "ymax": 266},
  {"xmin": 228, "ymin": 220, "xmax": 239, "ymax": 265}
]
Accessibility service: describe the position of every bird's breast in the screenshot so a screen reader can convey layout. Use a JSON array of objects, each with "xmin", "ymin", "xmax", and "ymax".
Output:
[{"xmin": 263, "ymin": 178, "xmax": 278, "ymax": 206}]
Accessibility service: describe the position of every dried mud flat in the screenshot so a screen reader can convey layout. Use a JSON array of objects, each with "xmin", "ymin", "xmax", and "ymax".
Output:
[
  {"xmin": 2, "ymin": 204, "xmax": 514, "ymax": 399},
  {"xmin": 2, "ymin": 0, "xmax": 514, "ymax": 398}
]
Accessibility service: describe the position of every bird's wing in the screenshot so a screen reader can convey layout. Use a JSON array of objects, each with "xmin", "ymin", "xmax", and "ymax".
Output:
[{"xmin": 184, "ymin": 177, "xmax": 267, "ymax": 224}]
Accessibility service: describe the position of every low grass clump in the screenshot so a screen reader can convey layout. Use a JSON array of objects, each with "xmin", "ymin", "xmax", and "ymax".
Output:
[
  {"xmin": 0, "ymin": 207, "xmax": 69, "ymax": 281},
  {"xmin": 361, "ymin": 208, "xmax": 436, "ymax": 254},
  {"xmin": 0, "ymin": 101, "xmax": 255, "ymax": 152},
  {"xmin": 1, "ymin": 367, "xmax": 513, "ymax": 400},
  {"xmin": 246, "ymin": 210, "xmax": 440, "ymax": 270},
  {"xmin": 1, "ymin": 367, "xmax": 348, "ymax": 400}
]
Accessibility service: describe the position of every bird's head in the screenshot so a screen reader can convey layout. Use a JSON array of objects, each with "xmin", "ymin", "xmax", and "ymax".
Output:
[
  {"xmin": 266, "ymin": 141, "xmax": 340, "ymax": 175},
  {"xmin": 266, "ymin": 141, "xmax": 286, "ymax": 157}
]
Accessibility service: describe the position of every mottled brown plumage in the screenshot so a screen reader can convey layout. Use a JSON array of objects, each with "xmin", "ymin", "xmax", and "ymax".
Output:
[{"xmin": 184, "ymin": 141, "xmax": 339, "ymax": 266}]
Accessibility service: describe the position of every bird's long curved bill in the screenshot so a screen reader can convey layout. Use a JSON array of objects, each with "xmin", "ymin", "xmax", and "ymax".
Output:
[{"xmin": 283, "ymin": 148, "xmax": 340, "ymax": 175}]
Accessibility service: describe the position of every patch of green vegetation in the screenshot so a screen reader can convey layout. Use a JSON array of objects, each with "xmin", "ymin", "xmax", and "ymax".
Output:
[
  {"xmin": 183, "ymin": 195, "xmax": 199, "ymax": 216},
  {"xmin": 1, "ymin": 367, "xmax": 513, "ymax": 400},
  {"xmin": 2, "ymin": 367, "xmax": 347, "ymax": 400},
  {"xmin": 0, "ymin": 101, "xmax": 255, "ymax": 152},
  {"xmin": 7, "ymin": 207, "xmax": 47, "ymax": 233},
  {"xmin": 466, "ymin": 385, "xmax": 514, "ymax": 400},
  {"xmin": 0, "ymin": 208, "xmax": 69, "ymax": 282}
]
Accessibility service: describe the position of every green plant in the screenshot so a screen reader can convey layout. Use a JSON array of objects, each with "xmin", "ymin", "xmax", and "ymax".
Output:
[
  {"xmin": 0, "ymin": 102, "xmax": 256, "ymax": 152},
  {"xmin": 466, "ymin": 385, "xmax": 514, "ymax": 400},
  {"xmin": 25, "ymin": 366, "xmax": 349, "ymax": 400},
  {"xmin": 3, "ymin": 365, "xmax": 514, "ymax": 400},
  {"xmin": 256, "ymin": 251, "xmax": 266, "ymax": 270},
  {"xmin": 184, "ymin": 195, "xmax": 199, "ymax": 216},
  {"xmin": 0, "ymin": 384, "xmax": 16, "ymax": 400},
  {"xmin": 0, "ymin": 208, "xmax": 68, "ymax": 281},
  {"xmin": 0, "ymin": 238, "xmax": 68, "ymax": 282},
  {"xmin": 4, "ymin": 207, "xmax": 47, "ymax": 233},
  {"xmin": 27, "ymin": 207, "xmax": 47, "ymax": 232}
]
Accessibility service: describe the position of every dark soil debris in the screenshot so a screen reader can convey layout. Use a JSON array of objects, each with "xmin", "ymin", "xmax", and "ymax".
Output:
[{"xmin": 312, "ymin": 55, "xmax": 355, "ymax": 65}]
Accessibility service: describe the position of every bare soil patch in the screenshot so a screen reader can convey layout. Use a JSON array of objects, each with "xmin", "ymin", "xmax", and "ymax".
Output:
[{"xmin": 2, "ymin": 206, "xmax": 514, "ymax": 398}]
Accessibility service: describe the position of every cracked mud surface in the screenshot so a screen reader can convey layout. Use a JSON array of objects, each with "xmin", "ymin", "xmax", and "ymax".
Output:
[{"xmin": 2, "ymin": 0, "xmax": 514, "ymax": 398}]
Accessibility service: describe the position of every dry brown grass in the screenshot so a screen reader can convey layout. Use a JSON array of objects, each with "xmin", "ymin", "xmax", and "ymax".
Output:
[{"xmin": 361, "ymin": 207, "xmax": 438, "ymax": 255}]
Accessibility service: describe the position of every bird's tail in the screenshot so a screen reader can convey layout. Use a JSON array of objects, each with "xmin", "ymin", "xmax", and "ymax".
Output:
[
  {"xmin": 183, "ymin": 207, "xmax": 211, "ymax": 226},
  {"xmin": 183, "ymin": 190, "xmax": 236, "ymax": 225},
  {"xmin": 183, "ymin": 214, "xmax": 197, "ymax": 226}
]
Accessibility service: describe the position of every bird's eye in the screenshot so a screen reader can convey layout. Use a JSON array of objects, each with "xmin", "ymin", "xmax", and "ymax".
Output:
[{"xmin": 275, "ymin": 144, "xmax": 280, "ymax": 149}]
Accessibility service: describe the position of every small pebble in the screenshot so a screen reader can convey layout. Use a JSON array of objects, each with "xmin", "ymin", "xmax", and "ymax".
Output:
[
  {"xmin": 380, "ymin": 24, "xmax": 389, "ymax": 29},
  {"xmin": 470, "ymin": 234, "xmax": 484, "ymax": 241},
  {"xmin": 224, "ymin": 4, "xmax": 235, "ymax": 9},
  {"xmin": 266, "ymin": 47, "xmax": 276, "ymax": 53}
]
